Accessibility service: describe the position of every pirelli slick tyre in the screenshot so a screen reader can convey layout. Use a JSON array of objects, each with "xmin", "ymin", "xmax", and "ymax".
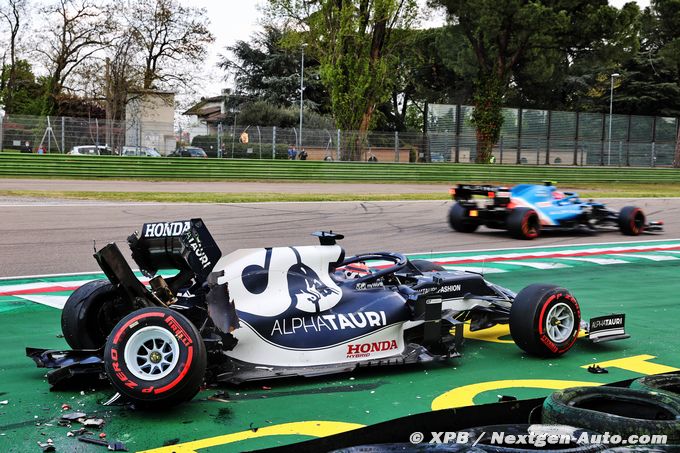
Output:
[
  {"xmin": 448, "ymin": 203, "xmax": 479, "ymax": 233},
  {"xmin": 629, "ymin": 374, "xmax": 680, "ymax": 398},
  {"xmin": 542, "ymin": 387, "xmax": 680, "ymax": 444},
  {"xmin": 618, "ymin": 206, "xmax": 645, "ymax": 236},
  {"xmin": 456, "ymin": 424, "xmax": 604, "ymax": 452},
  {"xmin": 61, "ymin": 279, "xmax": 131, "ymax": 349},
  {"xmin": 509, "ymin": 284, "xmax": 580, "ymax": 357},
  {"xmin": 104, "ymin": 307, "xmax": 206, "ymax": 408},
  {"xmin": 507, "ymin": 207, "xmax": 541, "ymax": 240}
]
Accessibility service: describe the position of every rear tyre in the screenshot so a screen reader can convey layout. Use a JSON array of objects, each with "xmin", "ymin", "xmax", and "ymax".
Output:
[
  {"xmin": 507, "ymin": 207, "xmax": 541, "ymax": 239},
  {"xmin": 509, "ymin": 284, "xmax": 580, "ymax": 357},
  {"xmin": 104, "ymin": 307, "xmax": 206, "ymax": 408},
  {"xmin": 542, "ymin": 386, "xmax": 680, "ymax": 443},
  {"xmin": 448, "ymin": 203, "xmax": 479, "ymax": 233},
  {"xmin": 618, "ymin": 206, "xmax": 645, "ymax": 235},
  {"xmin": 61, "ymin": 279, "xmax": 131, "ymax": 349}
]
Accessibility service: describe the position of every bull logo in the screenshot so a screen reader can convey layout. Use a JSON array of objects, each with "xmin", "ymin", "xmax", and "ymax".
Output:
[{"xmin": 287, "ymin": 248, "xmax": 339, "ymax": 314}]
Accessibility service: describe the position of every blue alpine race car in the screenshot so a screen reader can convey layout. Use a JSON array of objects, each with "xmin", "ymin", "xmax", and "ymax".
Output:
[{"xmin": 448, "ymin": 182, "xmax": 663, "ymax": 239}]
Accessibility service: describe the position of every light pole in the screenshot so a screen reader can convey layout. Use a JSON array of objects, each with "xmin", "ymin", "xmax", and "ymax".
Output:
[
  {"xmin": 607, "ymin": 72, "xmax": 620, "ymax": 166},
  {"xmin": 299, "ymin": 43, "xmax": 307, "ymax": 150}
]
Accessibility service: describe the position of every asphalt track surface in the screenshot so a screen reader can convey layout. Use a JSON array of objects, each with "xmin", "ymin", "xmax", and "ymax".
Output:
[{"xmin": 1, "ymin": 179, "xmax": 679, "ymax": 277}]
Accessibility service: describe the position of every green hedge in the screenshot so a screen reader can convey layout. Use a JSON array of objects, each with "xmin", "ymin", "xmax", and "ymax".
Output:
[{"xmin": 0, "ymin": 153, "xmax": 678, "ymax": 184}]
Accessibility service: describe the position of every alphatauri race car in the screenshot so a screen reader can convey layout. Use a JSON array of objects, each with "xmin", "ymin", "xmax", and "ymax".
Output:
[
  {"xmin": 28, "ymin": 220, "xmax": 628, "ymax": 407},
  {"xmin": 449, "ymin": 182, "xmax": 663, "ymax": 239}
]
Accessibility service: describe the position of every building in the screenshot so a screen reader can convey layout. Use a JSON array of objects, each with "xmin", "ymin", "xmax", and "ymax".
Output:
[{"xmin": 126, "ymin": 90, "xmax": 176, "ymax": 155}]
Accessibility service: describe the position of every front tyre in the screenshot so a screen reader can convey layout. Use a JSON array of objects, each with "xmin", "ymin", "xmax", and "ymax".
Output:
[
  {"xmin": 618, "ymin": 206, "xmax": 645, "ymax": 235},
  {"xmin": 448, "ymin": 203, "xmax": 479, "ymax": 233},
  {"xmin": 509, "ymin": 284, "xmax": 580, "ymax": 357},
  {"xmin": 104, "ymin": 307, "xmax": 206, "ymax": 408}
]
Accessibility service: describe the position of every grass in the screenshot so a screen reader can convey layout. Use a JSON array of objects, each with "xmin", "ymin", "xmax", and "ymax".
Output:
[
  {"xmin": 0, "ymin": 190, "xmax": 447, "ymax": 203},
  {"xmin": 2, "ymin": 181, "xmax": 680, "ymax": 203}
]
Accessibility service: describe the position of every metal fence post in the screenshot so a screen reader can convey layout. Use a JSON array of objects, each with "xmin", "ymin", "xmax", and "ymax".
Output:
[
  {"xmin": 600, "ymin": 113, "xmax": 606, "ymax": 166},
  {"xmin": 516, "ymin": 108, "xmax": 523, "ymax": 164},
  {"xmin": 545, "ymin": 109, "xmax": 552, "ymax": 165},
  {"xmin": 573, "ymin": 111, "xmax": 580, "ymax": 166},
  {"xmin": 626, "ymin": 114, "xmax": 632, "ymax": 167},
  {"xmin": 217, "ymin": 123, "xmax": 223, "ymax": 158},
  {"xmin": 272, "ymin": 126, "xmax": 276, "ymax": 159},
  {"xmin": 61, "ymin": 117, "xmax": 65, "ymax": 153},
  {"xmin": 394, "ymin": 131, "xmax": 399, "ymax": 162},
  {"xmin": 651, "ymin": 116, "xmax": 657, "ymax": 167},
  {"xmin": 455, "ymin": 105, "xmax": 461, "ymax": 163},
  {"xmin": 0, "ymin": 110, "xmax": 4, "ymax": 152},
  {"xmin": 337, "ymin": 129, "xmax": 341, "ymax": 160},
  {"xmin": 499, "ymin": 136, "xmax": 504, "ymax": 164}
]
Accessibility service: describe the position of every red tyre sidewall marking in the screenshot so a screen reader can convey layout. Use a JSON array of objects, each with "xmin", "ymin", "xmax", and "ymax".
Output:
[
  {"xmin": 537, "ymin": 292, "xmax": 581, "ymax": 354},
  {"xmin": 631, "ymin": 209, "xmax": 642, "ymax": 234},
  {"xmin": 522, "ymin": 212, "xmax": 538, "ymax": 239},
  {"xmin": 155, "ymin": 345, "xmax": 193, "ymax": 394},
  {"xmin": 110, "ymin": 311, "xmax": 193, "ymax": 395}
]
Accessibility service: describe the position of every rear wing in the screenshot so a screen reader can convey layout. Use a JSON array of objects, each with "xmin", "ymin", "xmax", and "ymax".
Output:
[
  {"xmin": 128, "ymin": 218, "xmax": 222, "ymax": 280},
  {"xmin": 450, "ymin": 184, "xmax": 512, "ymax": 202}
]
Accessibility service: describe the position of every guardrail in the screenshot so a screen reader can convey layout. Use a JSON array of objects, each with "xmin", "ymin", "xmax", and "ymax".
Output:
[{"xmin": 0, "ymin": 154, "xmax": 678, "ymax": 183}]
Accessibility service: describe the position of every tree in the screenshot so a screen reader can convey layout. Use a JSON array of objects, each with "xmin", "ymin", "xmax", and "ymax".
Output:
[
  {"xmin": 0, "ymin": 59, "xmax": 45, "ymax": 115},
  {"xmin": 35, "ymin": 0, "xmax": 113, "ymax": 115},
  {"xmin": 432, "ymin": 0, "xmax": 635, "ymax": 163},
  {"xmin": 376, "ymin": 26, "xmax": 474, "ymax": 132},
  {"xmin": 124, "ymin": 0, "xmax": 214, "ymax": 90},
  {"xmin": 218, "ymin": 25, "xmax": 328, "ymax": 112},
  {"xmin": 0, "ymin": 0, "xmax": 28, "ymax": 114},
  {"xmin": 265, "ymin": 0, "xmax": 419, "ymax": 157}
]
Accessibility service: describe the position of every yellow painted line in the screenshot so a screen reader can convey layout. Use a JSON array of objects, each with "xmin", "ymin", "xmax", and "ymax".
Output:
[
  {"xmin": 138, "ymin": 420, "xmax": 364, "ymax": 453},
  {"xmin": 431, "ymin": 379, "xmax": 601, "ymax": 410},
  {"xmin": 581, "ymin": 354, "xmax": 680, "ymax": 375}
]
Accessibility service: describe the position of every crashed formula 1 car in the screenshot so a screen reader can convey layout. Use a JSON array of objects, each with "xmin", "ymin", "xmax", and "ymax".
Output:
[
  {"xmin": 449, "ymin": 182, "xmax": 663, "ymax": 239},
  {"xmin": 28, "ymin": 219, "xmax": 629, "ymax": 407}
]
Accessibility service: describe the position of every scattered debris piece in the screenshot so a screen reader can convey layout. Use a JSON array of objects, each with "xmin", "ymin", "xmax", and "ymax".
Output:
[
  {"xmin": 208, "ymin": 391, "xmax": 230, "ymax": 403},
  {"xmin": 261, "ymin": 386, "xmax": 271, "ymax": 390},
  {"xmin": 102, "ymin": 393, "xmax": 122, "ymax": 406},
  {"xmin": 162, "ymin": 438, "xmax": 180, "ymax": 446},
  {"xmin": 587, "ymin": 364, "xmax": 608, "ymax": 374},
  {"xmin": 497, "ymin": 395, "xmax": 518, "ymax": 402},
  {"xmin": 77, "ymin": 435, "xmax": 128, "ymax": 451},
  {"xmin": 37, "ymin": 440, "xmax": 55, "ymax": 452},
  {"xmin": 79, "ymin": 418, "xmax": 105, "ymax": 429},
  {"xmin": 99, "ymin": 432, "xmax": 107, "ymax": 439},
  {"xmin": 249, "ymin": 422, "xmax": 259, "ymax": 433},
  {"xmin": 61, "ymin": 411, "xmax": 87, "ymax": 421},
  {"xmin": 61, "ymin": 403, "xmax": 71, "ymax": 410},
  {"xmin": 0, "ymin": 400, "xmax": 8, "ymax": 405}
]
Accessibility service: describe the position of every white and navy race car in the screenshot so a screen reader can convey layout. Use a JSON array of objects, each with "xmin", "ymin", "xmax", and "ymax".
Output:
[{"xmin": 28, "ymin": 220, "xmax": 628, "ymax": 407}]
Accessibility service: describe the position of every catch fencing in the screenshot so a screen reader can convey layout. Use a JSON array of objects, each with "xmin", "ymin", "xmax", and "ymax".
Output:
[{"xmin": 1, "ymin": 107, "xmax": 677, "ymax": 167}]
